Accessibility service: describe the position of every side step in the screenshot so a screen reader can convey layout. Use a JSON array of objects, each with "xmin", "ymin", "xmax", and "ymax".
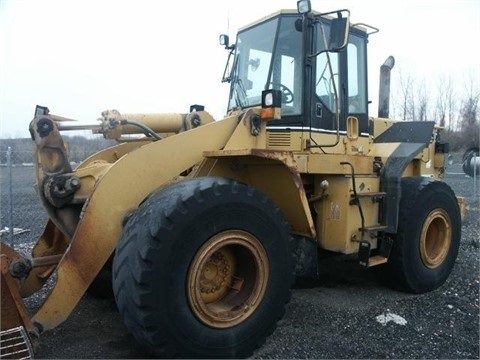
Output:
[
  {"xmin": 0, "ymin": 327, "xmax": 34, "ymax": 359},
  {"xmin": 352, "ymin": 191, "xmax": 386, "ymax": 202},
  {"xmin": 359, "ymin": 225, "xmax": 388, "ymax": 233},
  {"xmin": 358, "ymin": 239, "xmax": 393, "ymax": 268},
  {"xmin": 366, "ymin": 255, "xmax": 388, "ymax": 267}
]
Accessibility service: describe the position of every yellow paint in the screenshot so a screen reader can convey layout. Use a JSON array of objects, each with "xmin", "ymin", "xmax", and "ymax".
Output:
[{"xmin": 32, "ymin": 116, "xmax": 239, "ymax": 330}]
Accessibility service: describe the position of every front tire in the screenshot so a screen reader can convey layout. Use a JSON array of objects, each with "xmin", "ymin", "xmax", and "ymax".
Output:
[
  {"xmin": 382, "ymin": 177, "xmax": 461, "ymax": 293},
  {"xmin": 112, "ymin": 177, "xmax": 294, "ymax": 358}
]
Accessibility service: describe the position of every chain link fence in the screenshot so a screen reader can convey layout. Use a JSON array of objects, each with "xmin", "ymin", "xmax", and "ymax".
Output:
[
  {"xmin": 0, "ymin": 141, "xmax": 113, "ymax": 250},
  {"xmin": 0, "ymin": 148, "xmax": 39, "ymax": 248}
]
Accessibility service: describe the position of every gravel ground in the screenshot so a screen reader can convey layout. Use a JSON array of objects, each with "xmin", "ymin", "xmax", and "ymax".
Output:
[{"xmin": 0, "ymin": 154, "xmax": 478, "ymax": 359}]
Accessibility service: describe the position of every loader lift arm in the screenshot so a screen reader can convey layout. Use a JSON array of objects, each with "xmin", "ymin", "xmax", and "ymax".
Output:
[
  {"xmin": 0, "ymin": 107, "xmax": 235, "ymax": 345},
  {"xmin": 30, "ymin": 115, "xmax": 239, "ymax": 332}
]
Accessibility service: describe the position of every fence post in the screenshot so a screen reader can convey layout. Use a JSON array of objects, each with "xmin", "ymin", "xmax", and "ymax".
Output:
[
  {"xmin": 7, "ymin": 146, "xmax": 14, "ymax": 248},
  {"xmin": 474, "ymin": 153, "xmax": 477, "ymax": 200}
]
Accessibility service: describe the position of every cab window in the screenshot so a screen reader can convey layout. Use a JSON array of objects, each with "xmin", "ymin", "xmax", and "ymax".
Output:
[{"xmin": 347, "ymin": 34, "xmax": 367, "ymax": 114}]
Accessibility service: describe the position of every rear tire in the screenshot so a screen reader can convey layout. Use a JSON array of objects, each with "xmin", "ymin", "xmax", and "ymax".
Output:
[
  {"xmin": 381, "ymin": 177, "xmax": 461, "ymax": 293},
  {"xmin": 112, "ymin": 177, "xmax": 294, "ymax": 358}
]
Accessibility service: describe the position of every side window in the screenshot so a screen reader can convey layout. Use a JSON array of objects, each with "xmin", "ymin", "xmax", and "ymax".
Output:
[
  {"xmin": 314, "ymin": 20, "xmax": 339, "ymax": 113},
  {"xmin": 347, "ymin": 35, "xmax": 367, "ymax": 114},
  {"xmin": 269, "ymin": 16, "xmax": 303, "ymax": 115},
  {"xmin": 315, "ymin": 52, "xmax": 339, "ymax": 113}
]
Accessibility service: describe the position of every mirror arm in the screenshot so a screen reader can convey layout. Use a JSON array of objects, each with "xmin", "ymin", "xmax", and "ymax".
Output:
[{"xmin": 221, "ymin": 47, "xmax": 236, "ymax": 83}]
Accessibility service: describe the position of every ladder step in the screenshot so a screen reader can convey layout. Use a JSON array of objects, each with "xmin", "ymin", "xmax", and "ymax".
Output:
[
  {"xmin": 367, "ymin": 255, "xmax": 388, "ymax": 267},
  {"xmin": 359, "ymin": 225, "xmax": 388, "ymax": 232},
  {"xmin": 349, "ymin": 192, "xmax": 385, "ymax": 205},
  {"xmin": 355, "ymin": 191, "xmax": 386, "ymax": 198}
]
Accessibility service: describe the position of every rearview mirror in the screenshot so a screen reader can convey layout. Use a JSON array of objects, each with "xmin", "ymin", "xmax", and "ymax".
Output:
[
  {"xmin": 328, "ymin": 15, "xmax": 349, "ymax": 52},
  {"xmin": 311, "ymin": 9, "xmax": 350, "ymax": 55}
]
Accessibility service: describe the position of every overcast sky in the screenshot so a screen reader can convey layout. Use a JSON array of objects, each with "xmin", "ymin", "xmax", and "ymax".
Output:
[{"xmin": 1, "ymin": 0, "xmax": 479, "ymax": 138}]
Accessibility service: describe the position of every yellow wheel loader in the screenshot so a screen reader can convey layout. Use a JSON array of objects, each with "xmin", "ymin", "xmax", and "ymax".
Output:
[{"xmin": 0, "ymin": 1, "xmax": 464, "ymax": 358}]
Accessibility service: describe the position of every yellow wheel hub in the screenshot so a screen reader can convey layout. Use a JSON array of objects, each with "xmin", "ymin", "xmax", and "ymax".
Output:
[
  {"xmin": 187, "ymin": 230, "xmax": 268, "ymax": 328},
  {"xmin": 420, "ymin": 209, "xmax": 452, "ymax": 268},
  {"xmin": 199, "ymin": 248, "xmax": 235, "ymax": 304}
]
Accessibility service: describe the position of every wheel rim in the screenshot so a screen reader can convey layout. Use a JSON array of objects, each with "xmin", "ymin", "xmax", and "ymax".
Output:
[
  {"xmin": 187, "ymin": 230, "xmax": 269, "ymax": 328},
  {"xmin": 419, "ymin": 209, "xmax": 452, "ymax": 268}
]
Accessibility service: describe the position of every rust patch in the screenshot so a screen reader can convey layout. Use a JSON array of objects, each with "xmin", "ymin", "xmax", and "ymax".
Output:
[
  {"xmin": 0, "ymin": 246, "xmax": 34, "ymax": 332},
  {"xmin": 21, "ymin": 220, "xmax": 69, "ymax": 297}
]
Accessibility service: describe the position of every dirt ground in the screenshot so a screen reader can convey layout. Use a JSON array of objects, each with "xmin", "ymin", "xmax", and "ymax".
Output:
[{"xmin": 1, "ymin": 155, "xmax": 478, "ymax": 359}]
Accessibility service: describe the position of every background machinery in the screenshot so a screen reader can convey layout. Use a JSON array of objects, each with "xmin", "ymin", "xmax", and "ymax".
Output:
[{"xmin": 1, "ymin": 1, "xmax": 463, "ymax": 358}]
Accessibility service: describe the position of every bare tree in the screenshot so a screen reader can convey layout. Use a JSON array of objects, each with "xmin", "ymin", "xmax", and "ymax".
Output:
[
  {"xmin": 416, "ymin": 80, "xmax": 429, "ymax": 121},
  {"xmin": 458, "ymin": 72, "xmax": 479, "ymax": 148},
  {"xmin": 447, "ymin": 83, "xmax": 457, "ymax": 132},
  {"xmin": 396, "ymin": 68, "xmax": 415, "ymax": 120},
  {"xmin": 435, "ymin": 76, "xmax": 447, "ymax": 127}
]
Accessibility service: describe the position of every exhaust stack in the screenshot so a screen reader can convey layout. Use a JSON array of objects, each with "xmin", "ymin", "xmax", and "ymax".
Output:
[{"xmin": 378, "ymin": 56, "xmax": 395, "ymax": 118}]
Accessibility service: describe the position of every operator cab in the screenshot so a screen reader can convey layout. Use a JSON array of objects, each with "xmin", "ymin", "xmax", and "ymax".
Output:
[{"xmin": 221, "ymin": 1, "xmax": 374, "ymax": 137}]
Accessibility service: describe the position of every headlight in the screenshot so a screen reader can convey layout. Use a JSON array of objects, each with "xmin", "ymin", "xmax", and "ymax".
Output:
[
  {"xmin": 297, "ymin": 0, "xmax": 311, "ymax": 14},
  {"xmin": 262, "ymin": 90, "xmax": 281, "ymax": 108},
  {"xmin": 261, "ymin": 90, "xmax": 282, "ymax": 120}
]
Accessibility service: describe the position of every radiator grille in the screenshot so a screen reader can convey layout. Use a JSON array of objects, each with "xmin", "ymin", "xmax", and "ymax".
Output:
[{"xmin": 267, "ymin": 131, "xmax": 291, "ymax": 148}]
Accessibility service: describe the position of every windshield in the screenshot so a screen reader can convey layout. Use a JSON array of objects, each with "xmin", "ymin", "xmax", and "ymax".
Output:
[{"xmin": 227, "ymin": 15, "xmax": 303, "ymax": 115}]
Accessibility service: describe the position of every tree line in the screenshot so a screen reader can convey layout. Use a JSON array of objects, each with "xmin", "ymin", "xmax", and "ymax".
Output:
[{"xmin": 390, "ymin": 71, "xmax": 479, "ymax": 151}]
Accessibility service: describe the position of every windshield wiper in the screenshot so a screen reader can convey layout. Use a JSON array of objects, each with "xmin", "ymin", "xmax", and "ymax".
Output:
[{"xmin": 232, "ymin": 78, "xmax": 248, "ymax": 108}]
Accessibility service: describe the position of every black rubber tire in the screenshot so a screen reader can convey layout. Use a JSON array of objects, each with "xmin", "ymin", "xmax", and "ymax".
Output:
[
  {"xmin": 112, "ymin": 177, "xmax": 294, "ymax": 358},
  {"xmin": 462, "ymin": 147, "xmax": 479, "ymax": 177},
  {"xmin": 462, "ymin": 147, "xmax": 479, "ymax": 162},
  {"xmin": 381, "ymin": 177, "xmax": 461, "ymax": 293}
]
